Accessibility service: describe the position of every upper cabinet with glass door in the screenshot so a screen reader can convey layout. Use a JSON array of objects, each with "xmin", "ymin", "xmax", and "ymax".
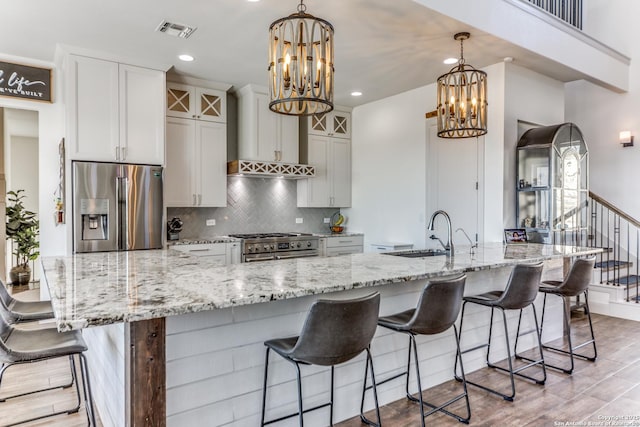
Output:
[
  {"xmin": 167, "ymin": 82, "xmax": 226, "ymax": 123},
  {"xmin": 516, "ymin": 123, "xmax": 588, "ymax": 245},
  {"xmin": 308, "ymin": 110, "xmax": 351, "ymax": 139}
]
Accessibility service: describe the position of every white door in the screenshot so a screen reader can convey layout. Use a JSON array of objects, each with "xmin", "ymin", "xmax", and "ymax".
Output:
[{"xmin": 426, "ymin": 123, "xmax": 483, "ymax": 247}]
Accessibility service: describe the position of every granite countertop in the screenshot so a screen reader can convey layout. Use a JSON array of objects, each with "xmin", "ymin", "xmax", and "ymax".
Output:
[{"xmin": 41, "ymin": 243, "xmax": 602, "ymax": 331}]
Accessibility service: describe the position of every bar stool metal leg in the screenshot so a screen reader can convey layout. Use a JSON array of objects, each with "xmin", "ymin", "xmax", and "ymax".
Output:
[
  {"xmin": 535, "ymin": 291, "xmax": 597, "ymax": 374},
  {"xmin": 360, "ymin": 347, "xmax": 381, "ymax": 427},
  {"xmin": 457, "ymin": 303, "xmax": 546, "ymax": 401}
]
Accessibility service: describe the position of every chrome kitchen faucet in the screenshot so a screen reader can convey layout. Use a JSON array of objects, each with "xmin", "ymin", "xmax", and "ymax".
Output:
[{"xmin": 427, "ymin": 210, "xmax": 454, "ymax": 255}]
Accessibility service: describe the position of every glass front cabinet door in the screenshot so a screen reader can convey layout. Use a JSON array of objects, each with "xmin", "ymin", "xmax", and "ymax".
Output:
[{"xmin": 516, "ymin": 123, "xmax": 588, "ymax": 244}]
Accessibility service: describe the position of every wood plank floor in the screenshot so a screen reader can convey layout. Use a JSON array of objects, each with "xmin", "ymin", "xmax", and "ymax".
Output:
[
  {"xmin": 3, "ymin": 286, "xmax": 639, "ymax": 426},
  {"xmin": 338, "ymin": 312, "xmax": 640, "ymax": 427}
]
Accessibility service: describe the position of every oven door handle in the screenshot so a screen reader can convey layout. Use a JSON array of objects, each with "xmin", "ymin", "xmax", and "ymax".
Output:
[
  {"xmin": 275, "ymin": 252, "xmax": 319, "ymax": 260},
  {"xmin": 244, "ymin": 255, "xmax": 276, "ymax": 262}
]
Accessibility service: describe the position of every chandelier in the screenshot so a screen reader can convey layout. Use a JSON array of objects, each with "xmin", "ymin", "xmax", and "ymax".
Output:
[
  {"xmin": 268, "ymin": 0, "xmax": 334, "ymax": 116},
  {"xmin": 437, "ymin": 32, "xmax": 487, "ymax": 138}
]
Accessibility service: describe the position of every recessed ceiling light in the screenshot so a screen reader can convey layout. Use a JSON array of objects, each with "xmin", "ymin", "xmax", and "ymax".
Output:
[
  {"xmin": 443, "ymin": 57, "xmax": 458, "ymax": 65},
  {"xmin": 178, "ymin": 54, "xmax": 194, "ymax": 62},
  {"xmin": 351, "ymin": 91, "xmax": 363, "ymax": 97},
  {"xmin": 247, "ymin": 0, "xmax": 260, "ymax": 2}
]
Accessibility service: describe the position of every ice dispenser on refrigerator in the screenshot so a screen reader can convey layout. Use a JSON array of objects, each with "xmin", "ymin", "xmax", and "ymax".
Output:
[{"xmin": 73, "ymin": 161, "xmax": 163, "ymax": 253}]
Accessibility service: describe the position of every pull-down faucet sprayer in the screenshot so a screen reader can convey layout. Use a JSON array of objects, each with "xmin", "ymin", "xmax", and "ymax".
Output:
[{"xmin": 427, "ymin": 210, "xmax": 454, "ymax": 255}]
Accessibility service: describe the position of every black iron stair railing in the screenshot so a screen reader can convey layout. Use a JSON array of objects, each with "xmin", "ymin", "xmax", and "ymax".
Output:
[
  {"xmin": 522, "ymin": 0, "xmax": 583, "ymax": 29},
  {"xmin": 588, "ymin": 191, "xmax": 640, "ymax": 302}
]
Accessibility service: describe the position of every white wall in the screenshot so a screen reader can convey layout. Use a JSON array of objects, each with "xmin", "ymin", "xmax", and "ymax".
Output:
[
  {"xmin": 503, "ymin": 63, "xmax": 565, "ymax": 228},
  {"xmin": 344, "ymin": 85, "xmax": 431, "ymax": 250},
  {"xmin": 0, "ymin": 53, "xmax": 67, "ymax": 257},
  {"xmin": 565, "ymin": 1, "xmax": 640, "ymax": 219}
]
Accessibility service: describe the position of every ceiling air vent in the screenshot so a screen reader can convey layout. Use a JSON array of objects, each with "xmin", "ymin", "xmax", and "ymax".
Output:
[{"xmin": 156, "ymin": 20, "xmax": 197, "ymax": 39}]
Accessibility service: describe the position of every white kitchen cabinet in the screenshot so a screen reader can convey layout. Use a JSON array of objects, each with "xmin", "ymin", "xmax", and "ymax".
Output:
[
  {"xmin": 166, "ymin": 82, "xmax": 226, "ymax": 123},
  {"xmin": 297, "ymin": 135, "xmax": 351, "ymax": 207},
  {"xmin": 237, "ymin": 84, "xmax": 299, "ymax": 163},
  {"xmin": 171, "ymin": 243, "xmax": 226, "ymax": 267},
  {"xmin": 171, "ymin": 242, "xmax": 240, "ymax": 265},
  {"xmin": 309, "ymin": 110, "xmax": 351, "ymax": 139},
  {"xmin": 321, "ymin": 235, "xmax": 364, "ymax": 257},
  {"xmin": 165, "ymin": 117, "xmax": 227, "ymax": 207},
  {"xmin": 66, "ymin": 54, "xmax": 165, "ymax": 164}
]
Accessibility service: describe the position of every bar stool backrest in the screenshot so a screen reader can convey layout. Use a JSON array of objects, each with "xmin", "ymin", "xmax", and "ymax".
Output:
[
  {"xmin": 407, "ymin": 275, "xmax": 466, "ymax": 335},
  {"xmin": 0, "ymin": 280, "xmax": 15, "ymax": 309},
  {"xmin": 497, "ymin": 263, "xmax": 544, "ymax": 310},
  {"xmin": 0, "ymin": 303, "xmax": 15, "ymax": 357},
  {"xmin": 556, "ymin": 256, "xmax": 596, "ymax": 296},
  {"xmin": 290, "ymin": 292, "xmax": 380, "ymax": 366}
]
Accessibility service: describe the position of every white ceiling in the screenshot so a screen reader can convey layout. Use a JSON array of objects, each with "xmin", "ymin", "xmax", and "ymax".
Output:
[{"xmin": 0, "ymin": 0, "xmax": 584, "ymax": 108}]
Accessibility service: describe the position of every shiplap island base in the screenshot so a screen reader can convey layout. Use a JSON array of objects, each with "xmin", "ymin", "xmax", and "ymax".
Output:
[{"xmin": 41, "ymin": 243, "xmax": 601, "ymax": 427}]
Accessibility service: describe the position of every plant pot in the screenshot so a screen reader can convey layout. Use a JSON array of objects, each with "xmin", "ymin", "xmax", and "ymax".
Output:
[{"xmin": 9, "ymin": 264, "xmax": 31, "ymax": 286}]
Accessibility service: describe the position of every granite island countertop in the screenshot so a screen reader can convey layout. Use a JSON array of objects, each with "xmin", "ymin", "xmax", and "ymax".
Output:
[{"xmin": 41, "ymin": 243, "xmax": 602, "ymax": 331}]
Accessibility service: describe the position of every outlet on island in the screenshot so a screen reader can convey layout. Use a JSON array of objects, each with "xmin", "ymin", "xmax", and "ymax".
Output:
[
  {"xmin": 295, "ymin": 218, "xmax": 303, "ymax": 224},
  {"xmin": 206, "ymin": 219, "xmax": 216, "ymax": 226},
  {"xmin": 323, "ymin": 218, "xmax": 330, "ymax": 224}
]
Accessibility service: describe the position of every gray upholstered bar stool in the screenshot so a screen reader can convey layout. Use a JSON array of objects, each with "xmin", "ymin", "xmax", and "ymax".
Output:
[
  {"xmin": 0, "ymin": 303, "xmax": 96, "ymax": 426},
  {"xmin": 0, "ymin": 280, "xmax": 54, "ymax": 323},
  {"xmin": 362, "ymin": 275, "xmax": 470, "ymax": 426},
  {"xmin": 260, "ymin": 292, "xmax": 382, "ymax": 427},
  {"xmin": 518, "ymin": 256, "xmax": 597, "ymax": 374},
  {"xmin": 455, "ymin": 263, "xmax": 546, "ymax": 401}
]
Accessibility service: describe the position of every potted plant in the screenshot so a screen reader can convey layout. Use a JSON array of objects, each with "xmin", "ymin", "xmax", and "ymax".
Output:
[{"xmin": 5, "ymin": 190, "xmax": 39, "ymax": 286}]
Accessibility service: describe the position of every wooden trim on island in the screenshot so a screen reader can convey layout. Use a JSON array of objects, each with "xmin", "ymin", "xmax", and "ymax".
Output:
[{"xmin": 126, "ymin": 318, "xmax": 166, "ymax": 427}]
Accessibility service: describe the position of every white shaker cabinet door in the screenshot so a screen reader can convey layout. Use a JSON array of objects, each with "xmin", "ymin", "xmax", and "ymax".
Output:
[
  {"xmin": 331, "ymin": 138, "xmax": 352, "ymax": 207},
  {"xmin": 67, "ymin": 55, "xmax": 119, "ymax": 161},
  {"xmin": 165, "ymin": 118, "xmax": 196, "ymax": 206},
  {"xmin": 196, "ymin": 121, "xmax": 227, "ymax": 207},
  {"xmin": 119, "ymin": 64, "xmax": 165, "ymax": 165}
]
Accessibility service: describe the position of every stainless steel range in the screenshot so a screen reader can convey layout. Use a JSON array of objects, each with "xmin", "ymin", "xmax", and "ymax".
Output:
[{"xmin": 228, "ymin": 233, "xmax": 320, "ymax": 262}]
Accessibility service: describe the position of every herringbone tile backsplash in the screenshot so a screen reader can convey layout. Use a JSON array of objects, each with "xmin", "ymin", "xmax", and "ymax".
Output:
[{"xmin": 168, "ymin": 177, "xmax": 339, "ymax": 238}]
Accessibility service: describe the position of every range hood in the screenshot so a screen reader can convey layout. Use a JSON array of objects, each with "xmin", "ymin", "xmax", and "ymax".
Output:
[{"xmin": 227, "ymin": 160, "xmax": 315, "ymax": 179}]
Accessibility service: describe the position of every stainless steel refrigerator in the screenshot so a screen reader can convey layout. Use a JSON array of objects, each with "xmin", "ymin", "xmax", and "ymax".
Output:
[{"xmin": 73, "ymin": 161, "xmax": 163, "ymax": 253}]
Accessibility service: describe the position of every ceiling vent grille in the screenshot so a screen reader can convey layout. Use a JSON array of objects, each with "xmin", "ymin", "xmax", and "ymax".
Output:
[{"xmin": 156, "ymin": 20, "xmax": 197, "ymax": 39}]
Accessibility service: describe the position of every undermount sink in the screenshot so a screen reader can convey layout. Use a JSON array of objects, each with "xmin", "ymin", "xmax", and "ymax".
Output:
[{"xmin": 383, "ymin": 249, "xmax": 448, "ymax": 258}]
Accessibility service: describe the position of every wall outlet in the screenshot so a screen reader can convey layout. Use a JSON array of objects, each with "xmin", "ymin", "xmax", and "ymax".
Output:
[
  {"xmin": 295, "ymin": 218, "xmax": 303, "ymax": 224},
  {"xmin": 206, "ymin": 219, "xmax": 216, "ymax": 226},
  {"xmin": 323, "ymin": 218, "xmax": 330, "ymax": 224}
]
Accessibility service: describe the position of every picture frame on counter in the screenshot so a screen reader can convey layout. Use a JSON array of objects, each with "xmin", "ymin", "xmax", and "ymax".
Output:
[
  {"xmin": 0, "ymin": 60, "xmax": 52, "ymax": 102},
  {"xmin": 504, "ymin": 228, "xmax": 528, "ymax": 244}
]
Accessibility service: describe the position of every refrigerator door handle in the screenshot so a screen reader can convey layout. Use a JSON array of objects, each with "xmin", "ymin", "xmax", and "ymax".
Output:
[{"xmin": 117, "ymin": 176, "xmax": 128, "ymax": 250}]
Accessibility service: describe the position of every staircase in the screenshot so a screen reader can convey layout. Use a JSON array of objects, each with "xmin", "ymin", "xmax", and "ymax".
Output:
[{"xmin": 585, "ymin": 191, "xmax": 640, "ymax": 320}]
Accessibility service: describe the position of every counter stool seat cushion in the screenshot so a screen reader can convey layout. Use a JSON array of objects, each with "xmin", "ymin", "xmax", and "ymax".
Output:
[
  {"xmin": 539, "ymin": 280, "xmax": 571, "ymax": 296},
  {"xmin": 264, "ymin": 337, "xmax": 301, "ymax": 362},
  {"xmin": 8, "ymin": 300, "xmax": 55, "ymax": 321},
  {"xmin": 3, "ymin": 328, "xmax": 87, "ymax": 363},
  {"xmin": 463, "ymin": 290, "xmax": 504, "ymax": 306},
  {"xmin": 377, "ymin": 309, "xmax": 415, "ymax": 331}
]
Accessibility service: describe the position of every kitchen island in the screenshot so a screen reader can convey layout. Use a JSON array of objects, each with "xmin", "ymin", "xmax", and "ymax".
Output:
[{"xmin": 41, "ymin": 243, "xmax": 601, "ymax": 427}]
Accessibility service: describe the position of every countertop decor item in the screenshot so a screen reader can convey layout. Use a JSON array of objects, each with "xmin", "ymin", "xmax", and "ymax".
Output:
[
  {"xmin": 6, "ymin": 190, "xmax": 39, "ymax": 286},
  {"xmin": 268, "ymin": 0, "xmax": 334, "ymax": 116},
  {"xmin": 437, "ymin": 32, "xmax": 488, "ymax": 139},
  {"xmin": 330, "ymin": 211, "xmax": 345, "ymax": 233},
  {"xmin": 167, "ymin": 217, "xmax": 183, "ymax": 241}
]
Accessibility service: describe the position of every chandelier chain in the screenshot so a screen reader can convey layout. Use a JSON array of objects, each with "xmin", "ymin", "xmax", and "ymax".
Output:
[
  {"xmin": 297, "ymin": 0, "xmax": 306, "ymax": 13},
  {"xmin": 459, "ymin": 37, "xmax": 465, "ymax": 65}
]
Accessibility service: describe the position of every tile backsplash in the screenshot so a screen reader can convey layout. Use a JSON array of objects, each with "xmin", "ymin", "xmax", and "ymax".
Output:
[{"xmin": 168, "ymin": 176, "xmax": 339, "ymax": 238}]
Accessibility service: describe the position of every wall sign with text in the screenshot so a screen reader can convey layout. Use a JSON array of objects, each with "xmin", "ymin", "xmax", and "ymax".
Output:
[{"xmin": 0, "ymin": 61, "xmax": 52, "ymax": 102}]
